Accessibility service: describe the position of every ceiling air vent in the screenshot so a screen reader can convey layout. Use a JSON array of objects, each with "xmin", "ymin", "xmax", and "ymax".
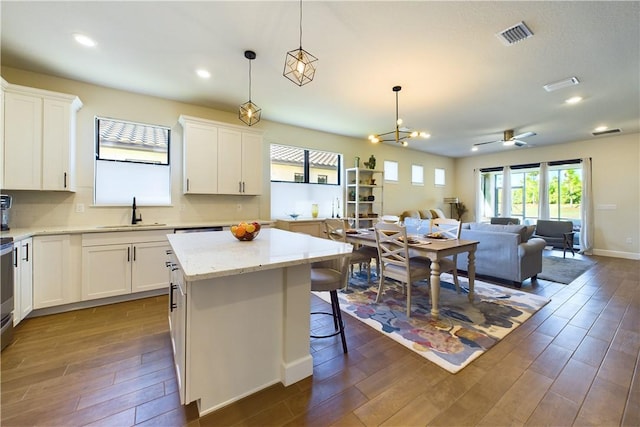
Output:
[
  {"xmin": 496, "ymin": 21, "xmax": 534, "ymax": 45},
  {"xmin": 592, "ymin": 128, "xmax": 622, "ymax": 136}
]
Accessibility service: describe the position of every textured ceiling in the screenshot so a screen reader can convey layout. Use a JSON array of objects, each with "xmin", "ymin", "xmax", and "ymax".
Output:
[{"xmin": 2, "ymin": 1, "xmax": 639, "ymax": 157}]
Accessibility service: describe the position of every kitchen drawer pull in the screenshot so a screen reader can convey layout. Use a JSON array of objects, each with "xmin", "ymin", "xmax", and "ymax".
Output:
[{"xmin": 64, "ymin": 172, "xmax": 67, "ymax": 188}]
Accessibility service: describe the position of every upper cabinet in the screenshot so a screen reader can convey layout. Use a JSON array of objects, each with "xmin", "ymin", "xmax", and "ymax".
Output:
[
  {"xmin": 179, "ymin": 115, "xmax": 263, "ymax": 195},
  {"xmin": 2, "ymin": 81, "xmax": 82, "ymax": 191}
]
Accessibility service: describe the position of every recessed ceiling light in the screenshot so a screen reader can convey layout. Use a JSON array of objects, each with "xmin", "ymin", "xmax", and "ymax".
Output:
[
  {"xmin": 471, "ymin": 146, "xmax": 478, "ymax": 152},
  {"xmin": 565, "ymin": 96, "xmax": 583, "ymax": 104},
  {"xmin": 196, "ymin": 69, "xmax": 211, "ymax": 79},
  {"xmin": 594, "ymin": 126, "xmax": 608, "ymax": 132},
  {"xmin": 73, "ymin": 33, "xmax": 96, "ymax": 47}
]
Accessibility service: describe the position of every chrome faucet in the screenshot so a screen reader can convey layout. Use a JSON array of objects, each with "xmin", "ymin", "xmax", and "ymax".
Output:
[{"xmin": 131, "ymin": 197, "xmax": 142, "ymax": 225}]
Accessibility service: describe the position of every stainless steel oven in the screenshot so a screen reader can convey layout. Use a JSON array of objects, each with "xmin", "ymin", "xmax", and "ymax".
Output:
[{"xmin": 1, "ymin": 237, "xmax": 14, "ymax": 350}]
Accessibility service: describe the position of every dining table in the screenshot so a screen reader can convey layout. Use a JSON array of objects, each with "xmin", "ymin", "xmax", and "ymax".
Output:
[{"xmin": 345, "ymin": 228, "xmax": 479, "ymax": 319}]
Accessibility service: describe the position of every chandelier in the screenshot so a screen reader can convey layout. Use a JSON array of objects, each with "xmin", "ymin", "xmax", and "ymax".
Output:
[
  {"xmin": 283, "ymin": 0, "xmax": 317, "ymax": 86},
  {"xmin": 239, "ymin": 50, "xmax": 261, "ymax": 126},
  {"xmin": 368, "ymin": 86, "xmax": 430, "ymax": 147}
]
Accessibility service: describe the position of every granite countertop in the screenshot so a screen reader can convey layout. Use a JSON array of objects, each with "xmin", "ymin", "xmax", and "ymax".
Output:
[
  {"xmin": 167, "ymin": 228, "xmax": 352, "ymax": 281},
  {"xmin": 1, "ymin": 219, "xmax": 274, "ymax": 241}
]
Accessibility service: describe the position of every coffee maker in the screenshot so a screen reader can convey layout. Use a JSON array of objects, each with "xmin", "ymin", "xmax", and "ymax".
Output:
[{"xmin": 0, "ymin": 195, "xmax": 11, "ymax": 231}]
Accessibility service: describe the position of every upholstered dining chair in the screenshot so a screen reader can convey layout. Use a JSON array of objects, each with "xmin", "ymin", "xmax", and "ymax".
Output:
[
  {"xmin": 310, "ymin": 252, "xmax": 352, "ymax": 353},
  {"xmin": 323, "ymin": 219, "xmax": 378, "ymax": 284},
  {"xmin": 420, "ymin": 217, "xmax": 463, "ymax": 293},
  {"xmin": 374, "ymin": 222, "xmax": 431, "ymax": 317}
]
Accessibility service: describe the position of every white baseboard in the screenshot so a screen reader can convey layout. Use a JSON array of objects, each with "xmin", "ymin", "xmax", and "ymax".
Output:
[{"xmin": 592, "ymin": 248, "xmax": 640, "ymax": 260}]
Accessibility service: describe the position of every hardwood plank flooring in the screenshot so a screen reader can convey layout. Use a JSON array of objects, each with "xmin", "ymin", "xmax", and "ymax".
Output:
[{"xmin": 1, "ymin": 251, "xmax": 638, "ymax": 426}]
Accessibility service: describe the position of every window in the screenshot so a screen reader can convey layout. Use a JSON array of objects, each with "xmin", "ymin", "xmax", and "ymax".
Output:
[
  {"xmin": 480, "ymin": 161, "xmax": 582, "ymax": 224},
  {"xmin": 384, "ymin": 160, "xmax": 398, "ymax": 182},
  {"xmin": 270, "ymin": 144, "xmax": 340, "ymax": 184},
  {"xmin": 435, "ymin": 168, "xmax": 445, "ymax": 186},
  {"xmin": 94, "ymin": 117, "xmax": 171, "ymax": 205},
  {"xmin": 411, "ymin": 164, "xmax": 424, "ymax": 185}
]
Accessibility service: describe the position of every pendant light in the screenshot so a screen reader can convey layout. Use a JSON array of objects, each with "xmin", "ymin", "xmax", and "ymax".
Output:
[
  {"xmin": 368, "ymin": 86, "xmax": 430, "ymax": 147},
  {"xmin": 239, "ymin": 50, "xmax": 261, "ymax": 126},
  {"xmin": 283, "ymin": 0, "xmax": 317, "ymax": 86}
]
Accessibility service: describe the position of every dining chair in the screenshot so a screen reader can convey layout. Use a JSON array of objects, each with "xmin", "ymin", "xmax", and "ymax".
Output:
[
  {"xmin": 310, "ymin": 252, "xmax": 352, "ymax": 353},
  {"xmin": 374, "ymin": 222, "xmax": 431, "ymax": 317},
  {"xmin": 323, "ymin": 219, "xmax": 378, "ymax": 283},
  {"xmin": 423, "ymin": 217, "xmax": 463, "ymax": 293}
]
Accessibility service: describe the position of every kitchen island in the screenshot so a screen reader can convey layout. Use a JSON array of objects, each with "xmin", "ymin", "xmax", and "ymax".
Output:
[{"xmin": 166, "ymin": 228, "xmax": 352, "ymax": 416}]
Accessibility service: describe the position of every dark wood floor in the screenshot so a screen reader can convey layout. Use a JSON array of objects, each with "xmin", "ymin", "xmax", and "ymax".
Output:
[{"xmin": 1, "ymin": 251, "xmax": 638, "ymax": 426}]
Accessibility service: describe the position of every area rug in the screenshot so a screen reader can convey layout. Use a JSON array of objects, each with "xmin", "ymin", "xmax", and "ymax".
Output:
[
  {"xmin": 539, "ymin": 255, "xmax": 595, "ymax": 284},
  {"xmin": 314, "ymin": 273, "xmax": 550, "ymax": 374}
]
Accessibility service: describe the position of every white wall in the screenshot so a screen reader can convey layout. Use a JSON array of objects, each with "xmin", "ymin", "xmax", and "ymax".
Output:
[
  {"xmin": 2, "ymin": 67, "xmax": 456, "ymax": 228},
  {"xmin": 454, "ymin": 132, "xmax": 640, "ymax": 259}
]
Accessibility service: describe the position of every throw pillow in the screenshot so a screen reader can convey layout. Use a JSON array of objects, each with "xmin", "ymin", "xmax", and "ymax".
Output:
[
  {"xmin": 524, "ymin": 225, "xmax": 536, "ymax": 241},
  {"xmin": 429, "ymin": 209, "xmax": 440, "ymax": 218}
]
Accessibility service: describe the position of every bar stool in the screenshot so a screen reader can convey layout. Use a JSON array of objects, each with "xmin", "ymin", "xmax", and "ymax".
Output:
[{"xmin": 310, "ymin": 253, "xmax": 352, "ymax": 353}]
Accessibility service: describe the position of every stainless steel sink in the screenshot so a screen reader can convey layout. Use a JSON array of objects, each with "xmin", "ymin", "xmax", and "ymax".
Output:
[{"xmin": 96, "ymin": 223, "xmax": 167, "ymax": 229}]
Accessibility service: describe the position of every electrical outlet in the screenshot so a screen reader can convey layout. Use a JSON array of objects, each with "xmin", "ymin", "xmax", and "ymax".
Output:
[
  {"xmin": 75, "ymin": 203, "xmax": 85, "ymax": 213},
  {"xmin": 236, "ymin": 203, "xmax": 242, "ymax": 212}
]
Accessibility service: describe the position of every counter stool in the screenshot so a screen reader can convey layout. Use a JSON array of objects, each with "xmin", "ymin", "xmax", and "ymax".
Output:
[{"xmin": 310, "ymin": 254, "xmax": 351, "ymax": 353}]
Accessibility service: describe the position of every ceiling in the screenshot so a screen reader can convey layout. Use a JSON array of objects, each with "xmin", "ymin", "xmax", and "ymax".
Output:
[{"xmin": 2, "ymin": 1, "xmax": 639, "ymax": 158}]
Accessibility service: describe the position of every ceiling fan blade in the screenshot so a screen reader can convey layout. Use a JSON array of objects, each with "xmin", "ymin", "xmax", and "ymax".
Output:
[
  {"xmin": 513, "ymin": 131, "xmax": 536, "ymax": 139},
  {"xmin": 473, "ymin": 139, "xmax": 501, "ymax": 146}
]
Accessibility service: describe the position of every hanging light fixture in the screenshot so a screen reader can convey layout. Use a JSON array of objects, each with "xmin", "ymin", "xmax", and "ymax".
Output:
[
  {"xmin": 283, "ymin": 0, "xmax": 317, "ymax": 86},
  {"xmin": 239, "ymin": 50, "xmax": 261, "ymax": 126},
  {"xmin": 368, "ymin": 85, "xmax": 430, "ymax": 147}
]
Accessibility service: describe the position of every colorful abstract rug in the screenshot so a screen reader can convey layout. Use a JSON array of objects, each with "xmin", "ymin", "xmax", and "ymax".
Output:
[{"xmin": 314, "ymin": 272, "xmax": 550, "ymax": 374}]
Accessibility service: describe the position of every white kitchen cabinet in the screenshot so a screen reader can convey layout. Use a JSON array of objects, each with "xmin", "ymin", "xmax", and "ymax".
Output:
[
  {"xmin": 218, "ymin": 128, "xmax": 263, "ymax": 195},
  {"xmin": 13, "ymin": 238, "xmax": 33, "ymax": 325},
  {"xmin": 3, "ymin": 83, "xmax": 82, "ymax": 191},
  {"xmin": 167, "ymin": 250, "xmax": 187, "ymax": 404},
  {"xmin": 33, "ymin": 234, "xmax": 82, "ymax": 309},
  {"xmin": 81, "ymin": 230, "xmax": 170, "ymax": 301},
  {"xmin": 179, "ymin": 115, "xmax": 263, "ymax": 195},
  {"xmin": 180, "ymin": 117, "xmax": 218, "ymax": 194}
]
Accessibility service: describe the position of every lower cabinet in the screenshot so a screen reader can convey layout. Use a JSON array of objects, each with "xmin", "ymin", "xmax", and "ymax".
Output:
[
  {"xmin": 33, "ymin": 234, "xmax": 82, "ymax": 309},
  {"xmin": 81, "ymin": 230, "xmax": 170, "ymax": 301},
  {"xmin": 13, "ymin": 238, "xmax": 33, "ymax": 324},
  {"xmin": 275, "ymin": 219, "xmax": 325, "ymax": 238},
  {"xmin": 167, "ymin": 250, "xmax": 187, "ymax": 404}
]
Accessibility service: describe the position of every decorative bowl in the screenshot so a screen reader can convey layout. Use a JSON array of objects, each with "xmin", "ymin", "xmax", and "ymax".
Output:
[
  {"xmin": 230, "ymin": 222, "xmax": 261, "ymax": 241},
  {"xmin": 289, "ymin": 213, "xmax": 300, "ymax": 220}
]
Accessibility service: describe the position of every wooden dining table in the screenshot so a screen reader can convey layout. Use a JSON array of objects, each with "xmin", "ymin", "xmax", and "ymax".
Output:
[{"xmin": 345, "ymin": 229, "xmax": 479, "ymax": 319}]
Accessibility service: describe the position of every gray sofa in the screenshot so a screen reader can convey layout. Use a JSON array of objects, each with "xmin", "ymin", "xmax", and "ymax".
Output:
[
  {"xmin": 532, "ymin": 219, "xmax": 573, "ymax": 248},
  {"xmin": 456, "ymin": 223, "xmax": 546, "ymax": 286}
]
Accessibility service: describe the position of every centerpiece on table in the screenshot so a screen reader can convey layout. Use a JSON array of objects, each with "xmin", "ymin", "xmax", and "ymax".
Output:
[{"xmin": 230, "ymin": 221, "xmax": 261, "ymax": 241}]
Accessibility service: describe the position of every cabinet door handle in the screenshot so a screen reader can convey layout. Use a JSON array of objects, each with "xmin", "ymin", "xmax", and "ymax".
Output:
[
  {"xmin": 64, "ymin": 172, "xmax": 67, "ymax": 188},
  {"xmin": 133, "ymin": 246, "xmax": 136, "ymax": 262},
  {"xmin": 127, "ymin": 247, "xmax": 131, "ymax": 262},
  {"xmin": 23, "ymin": 242, "xmax": 29, "ymax": 262},
  {"xmin": 169, "ymin": 283, "xmax": 177, "ymax": 312},
  {"xmin": 186, "ymin": 179, "xmax": 190, "ymax": 192},
  {"xmin": 14, "ymin": 247, "xmax": 18, "ymax": 267},
  {"xmin": 242, "ymin": 181, "xmax": 245, "ymax": 193},
  {"xmin": 166, "ymin": 249, "xmax": 173, "ymax": 255}
]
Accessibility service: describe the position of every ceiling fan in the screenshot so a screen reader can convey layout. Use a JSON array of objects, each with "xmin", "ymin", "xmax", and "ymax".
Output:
[{"xmin": 474, "ymin": 129, "xmax": 537, "ymax": 147}]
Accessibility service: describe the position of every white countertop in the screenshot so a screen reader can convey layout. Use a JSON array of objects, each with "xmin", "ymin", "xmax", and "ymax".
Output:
[
  {"xmin": 0, "ymin": 220, "xmax": 273, "ymax": 241},
  {"xmin": 167, "ymin": 228, "xmax": 353, "ymax": 281}
]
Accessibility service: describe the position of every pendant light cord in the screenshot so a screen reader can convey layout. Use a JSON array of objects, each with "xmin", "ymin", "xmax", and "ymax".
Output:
[
  {"xmin": 248, "ymin": 59, "xmax": 252, "ymax": 101},
  {"xmin": 299, "ymin": 0, "xmax": 303, "ymax": 48}
]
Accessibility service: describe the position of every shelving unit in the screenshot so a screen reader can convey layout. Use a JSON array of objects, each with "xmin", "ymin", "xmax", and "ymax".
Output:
[{"xmin": 345, "ymin": 168, "xmax": 384, "ymax": 229}]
